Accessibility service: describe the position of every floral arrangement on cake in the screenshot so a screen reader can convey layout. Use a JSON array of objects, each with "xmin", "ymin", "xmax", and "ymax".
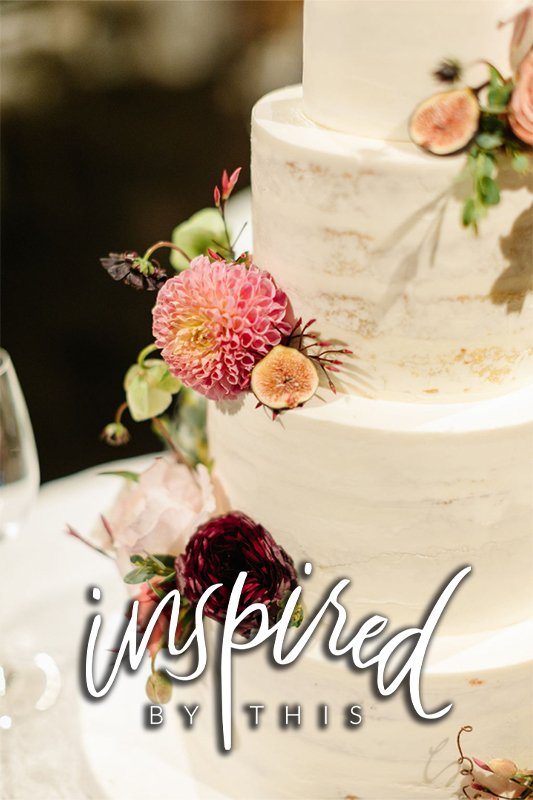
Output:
[
  {"xmin": 70, "ymin": 456, "xmax": 303, "ymax": 702},
  {"xmin": 457, "ymin": 726, "xmax": 533, "ymax": 798},
  {"xmin": 100, "ymin": 167, "xmax": 350, "ymax": 457},
  {"xmin": 409, "ymin": 6, "xmax": 532, "ymax": 232},
  {"xmin": 72, "ymin": 166, "xmax": 353, "ymax": 700}
]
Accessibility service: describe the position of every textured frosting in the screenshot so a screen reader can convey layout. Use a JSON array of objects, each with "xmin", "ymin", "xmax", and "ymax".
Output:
[
  {"xmin": 182, "ymin": 618, "xmax": 533, "ymax": 799},
  {"xmin": 252, "ymin": 86, "xmax": 533, "ymax": 402},
  {"xmin": 303, "ymin": 0, "xmax": 524, "ymax": 139},
  {"xmin": 209, "ymin": 386, "xmax": 533, "ymax": 638},
  {"xmin": 81, "ymin": 613, "xmax": 533, "ymax": 800}
]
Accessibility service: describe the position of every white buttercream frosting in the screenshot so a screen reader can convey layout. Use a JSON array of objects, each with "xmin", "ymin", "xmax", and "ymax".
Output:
[
  {"xmin": 209, "ymin": 386, "xmax": 533, "ymax": 639},
  {"xmin": 184, "ymin": 617, "xmax": 533, "ymax": 799},
  {"xmin": 303, "ymin": 0, "xmax": 527, "ymax": 140},
  {"xmin": 252, "ymin": 85, "xmax": 533, "ymax": 401}
]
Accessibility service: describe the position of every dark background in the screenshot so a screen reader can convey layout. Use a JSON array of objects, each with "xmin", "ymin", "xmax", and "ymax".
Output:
[{"xmin": 1, "ymin": 0, "xmax": 302, "ymax": 482}]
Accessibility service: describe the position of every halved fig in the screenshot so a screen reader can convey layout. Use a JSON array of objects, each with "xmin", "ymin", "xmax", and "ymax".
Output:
[
  {"xmin": 251, "ymin": 345, "xmax": 319, "ymax": 410},
  {"xmin": 409, "ymin": 89, "xmax": 480, "ymax": 155}
]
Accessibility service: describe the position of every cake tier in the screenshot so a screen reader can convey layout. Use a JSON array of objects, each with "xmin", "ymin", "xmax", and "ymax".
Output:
[
  {"xmin": 208, "ymin": 382, "xmax": 533, "ymax": 639},
  {"xmin": 252, "ymin": 86, "xmax": 533, "ymax": 402},
  {"xmin": 178, "ymin": 618, "xmax": 533, "ymax": 800},
  {"xmin": 80, "ymin": 609, "xmax": 533, "ymax": 800},
  {"xmin": 303, "ymin": 0, "xmax": 520, "ymax": 139}
]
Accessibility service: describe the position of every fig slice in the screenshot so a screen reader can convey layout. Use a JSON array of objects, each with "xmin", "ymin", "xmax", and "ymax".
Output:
[
  {"xmin": 409, "ymin": 88, "xmax": 480, "ymax": 155},
  {"xmin": 251, "ymin": 345, "xmax": 319, "ymax": 411}
]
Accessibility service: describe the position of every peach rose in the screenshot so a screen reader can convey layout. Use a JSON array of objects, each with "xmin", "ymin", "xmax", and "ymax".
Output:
[
  {"xmin": 99, "ymin": 456, "xmax": 216, "ymax": 578},
  {"xmin": 509, "ymin": 49, "xmax": 533, "ymax": 145},
  {"xmin": 509, "ymin": 6, "xmax": 533, "ymax": 74}
]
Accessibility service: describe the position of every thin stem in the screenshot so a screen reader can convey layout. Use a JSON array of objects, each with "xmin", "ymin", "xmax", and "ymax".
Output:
[
  {"xmin": 219, "ymin": 204, "xmax": 236, "ymax": 261},
  {"xmin": 114, "ymin": 401, "xmax": 128, "ymax": 424},
  {"xmin": 143, "ymin": 240, "xmax": 191, "ymax": 264},
  {"xmin": 231, "ymin": 221, "xmax": 248, "ymax": 252},
  {"xmin": 137, "ymin": 343, "xmax": 158, "ymax": 368},
  {"xmin": 472, "ymin": 79, "xmax": 490, "ymax": 96},
  {"xmin": 151, "ymin": 415, "xmax": 193, "ymax": 470}
]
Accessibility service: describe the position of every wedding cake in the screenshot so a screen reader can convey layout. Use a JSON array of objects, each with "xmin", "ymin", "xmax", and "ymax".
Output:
[{"xmin": 198, "ymin": 1, "xmax": 533, "ymax": 798}]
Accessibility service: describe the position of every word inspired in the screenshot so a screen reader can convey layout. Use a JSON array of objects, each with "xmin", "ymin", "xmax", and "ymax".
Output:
[{"xmin": 84, "ymin": 564, "xmax": 471, "ymax": 750}]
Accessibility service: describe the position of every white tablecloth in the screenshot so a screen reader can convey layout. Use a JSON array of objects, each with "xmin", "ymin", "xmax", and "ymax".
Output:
[{"xmin": 0, "ymin": 456, "xmax": 222, "ymax": 800}]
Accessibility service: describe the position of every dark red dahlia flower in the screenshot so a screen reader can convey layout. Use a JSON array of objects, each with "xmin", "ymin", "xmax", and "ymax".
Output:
[{"xmin": 175, "ymin": 512, "xmax": 297, "ymax": 637}]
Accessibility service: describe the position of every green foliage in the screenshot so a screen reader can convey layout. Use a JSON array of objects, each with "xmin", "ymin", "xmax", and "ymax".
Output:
[
  {"xmin": 99, "ymin": 470, "xmax": 140, "ymax": 482},
  {"xmin": 170, "ymin": 208, "xmax": 231, "ymax": 271},
  {"xmin": 461, "ymin": 69, "xmax": 530, "ymax": 232},
  {"xmin": 124, "ymin": 350, "xmax": 181, "ymax": 422},
  {"xmin": 165, "ymin": 386, "xmax": 210, "ymax": 468},
  {"xmin": 123, "ymin": 553, "xmax": 176, "ymax": 585}
]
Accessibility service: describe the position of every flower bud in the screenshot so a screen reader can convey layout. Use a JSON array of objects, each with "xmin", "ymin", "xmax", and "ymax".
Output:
[
  {"xmin": 487, "ymin": 758, "xmax": 517, "ymax": 779},
  {"xmin": 100, "ymin": 422, "xmax": 130, "ymax": 446},
  {"xmin": 146, "ymin": 670, "xmax": 172, "ymax": 704}
]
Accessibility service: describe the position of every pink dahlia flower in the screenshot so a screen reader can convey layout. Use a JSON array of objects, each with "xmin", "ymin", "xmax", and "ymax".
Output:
[{"xmin": 152, "ymin": 256, "xmax": 291, "ymax": 400}]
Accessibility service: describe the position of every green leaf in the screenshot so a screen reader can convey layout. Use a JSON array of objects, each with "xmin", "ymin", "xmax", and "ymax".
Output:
[
  {"xmin": 147, "ymin": 581, "xmax": 169, "ymax": 600},
  {"xmin": 478, "ymin": 176, "xmax": 500, "ymax": 205},
  {"xmin": 142, "ymin": 360, "xmax": 181, "ymax": 393},
  {"xmin": 170, "ymin": 208, "xmax": 231, "ymax": 271},
  {"xmin": 512, "ymin": 153, "xmax": 530, "ymax": 174},
  {"xmin": 146, "ymin": 554, "xmax": 176, "ymax": 577},
  {"xmin": 462, "ymin": 198, "xmax": 478, "ymax": 228},
  {"xmin": 124, "ymin": 362, "xmax": 180, "ymax": 422},
  {"xmin": 165, "ymin": 387, "xmax": 209, "ymax": 467},
  {"xmin": 487, "ymin": 81, "xmax": 513, "ymax": 110},
  {"xmin": 480, "ymin": 156, "xmax": 495, "ymax": 178},
  {"xmin": 149, "ymin": 554, "xmax": 176, "ymax": 570},
  {"xmin": 123, "ymin": 565, "xmax": 157, "ymax": 584},
  {"xmin": 481, "ymin": 104, "xmax": 509, "ymax": 115},
  {"xmin": 130, "ymin": 555, "xmax": 145, "ymax": 565},
  {"xmin": 99, "ymin": 470, "xmax": 140, "ymax": 482},
  {"xmin": 476, "ymin": 132, "xmax": 503, "ymax": 150}
]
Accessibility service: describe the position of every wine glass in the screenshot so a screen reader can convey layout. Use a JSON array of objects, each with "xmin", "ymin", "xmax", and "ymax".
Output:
[
  {"xmin": 0, "ymin": 351, "xmax": 62, "ymax": 767},
  {"xmin": 0, "ymin": 348, "xmax": 40, "ymax": 540}
]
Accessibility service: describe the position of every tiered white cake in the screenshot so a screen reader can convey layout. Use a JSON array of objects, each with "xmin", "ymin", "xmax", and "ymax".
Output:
[{"xmin": 203, "ymin": 1, "xmax": 533, "ymax": 798}]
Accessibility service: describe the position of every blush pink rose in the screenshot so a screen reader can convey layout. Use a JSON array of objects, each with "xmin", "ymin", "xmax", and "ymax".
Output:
[
  {"xmin": 509, "ymin": 6, "xmax": 533, "ymax": 74},
  {"xmin": 509, "ymin": 49, "xmax": 533, "ymax": 145},
  {"xmin": 99, "ymin": 457, "xmax": 216, "ymax": 578}
]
